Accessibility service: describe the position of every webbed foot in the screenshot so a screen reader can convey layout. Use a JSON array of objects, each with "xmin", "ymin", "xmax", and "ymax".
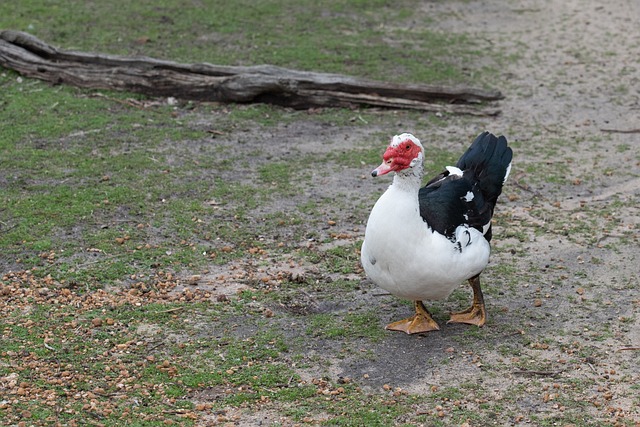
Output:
[{"xmin": 386, "ymin": 301, "xmax": 440, "ymax": 334}]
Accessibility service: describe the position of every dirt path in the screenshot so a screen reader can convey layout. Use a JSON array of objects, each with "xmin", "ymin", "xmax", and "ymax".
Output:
[{"xmin": 440, "ymin": 0, "xmax": 640, "ymax": 130}]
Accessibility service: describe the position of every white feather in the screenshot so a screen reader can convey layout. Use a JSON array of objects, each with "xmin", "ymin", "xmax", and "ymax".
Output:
[
  {"xmin": 503, "ymin": 162, "xmax": 512, "ymax": 184},
  {"xmin": 446, "ymin": 166, "xmax": 463, "ymax": 177},
  {"xmin": 482, "ymin": 221, "xmax": 491, "ymax": 234},
  {"xmin": 361, "ymin": 183, "xmax": 490, "ymax": 301}
]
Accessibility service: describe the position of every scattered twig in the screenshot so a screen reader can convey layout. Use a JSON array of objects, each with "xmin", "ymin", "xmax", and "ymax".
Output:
[
  {"xmin": 617, "ymin": 347, "xmax": 640, "ymax": 352},
  {"xmin": 89, "ymin": 92, "xmax": 156, "ymax": 111},
  {"xmin": 55, "ymin": 253, "xmax": 121, "ymax": 271},
  {"xmin": 596, "ymin": 233, "xmax": 629, "ymax": 244},
  {"xmin": 162, "ymin": 409, "xmax": 189, "ymax": 415},
  {"xmin": 92, "ymin": 389, "xmax": 115, "ymax": 397},
  {"xmin": 88, "ymin": 411, "xmax": 106, "ymax": 420},
  {"xmin": 513, "ymin": 369, "xmax": 563, "ymax": 377},
  {"xmin": 156, "ymin": 306, "xmax": 185, "ymax": 314},
  {"xmin": 372, "ymin": 291, "xmax": 392, "ymax": 297},
  {"xmin": 512, "ymin": 181, "xmax": 533, "ymax": 193},
  {"xmin": 512, "ymin": 180, "xmax": 546, "ymax": 200},
  {"xmin": 541, "ymin": 124, "xmax": 560, "ymax": 133},
  {"xmin": 355, "ymin": 115, "xmax": 368, "ymax": 124},
  {"xmin": 510, "ymin": 173, "xmax": 546, "ymax": 200},
  {"xmin": 146, "ymin": 340, "xmax": 167, "ymax": 352},
  {"xmin": 34, "ymin": 249, "xmax": 120, "ymax": 274},
  {"xmin": 600, "ymin": 128, "xmax": 640, "ymax": 134},
  {"xmin": 0, "ymin": 219, "xmax": 19, "ymax": 234}
]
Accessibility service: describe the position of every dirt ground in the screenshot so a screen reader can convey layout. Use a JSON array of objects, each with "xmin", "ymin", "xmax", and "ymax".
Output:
[
  {"xmin": 4, "ymin": 0, "xmax": 637, "ymax": 425},
  {"xmin": 213, "ymin": 0, "xmax": 640, "ymax": 424}
]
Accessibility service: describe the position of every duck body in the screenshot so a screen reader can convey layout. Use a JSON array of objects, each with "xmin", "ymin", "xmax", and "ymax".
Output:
[
  {"xmin": 361, "ymin": 131, "xmax": 513, "ymax": 334},
  {"xmin": 361, "ymin": 183, "xmax": 490, "ymax": 301}
]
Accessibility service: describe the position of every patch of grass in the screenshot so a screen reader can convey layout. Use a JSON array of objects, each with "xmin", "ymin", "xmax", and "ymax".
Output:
[
  {"xmin": 322, "ymin": 243, "xmax": 362, "ymax": 274},
  {"xmin": 0, "ymin": 1, "xmax": 495, "ymax": 85},
  {"xmin": 258, "ymin": 162, "xmax": 294, "ymax": 192},
  {"xmin": 305, "ymin": 310, "xmax": 385, "ymax": 341},
  {"xmin": 306, "ymin": 313, "xmax": 347, "ymax": 338},
  {"xmin": 615, "ymin": 143, "xmax": 630, "ymax": 153}
]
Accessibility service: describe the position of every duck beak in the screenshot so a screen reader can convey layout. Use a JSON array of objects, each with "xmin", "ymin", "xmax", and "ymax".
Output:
[{"xmin": 371, "ymin": 159, "xmax": 393, "ymax": 177}]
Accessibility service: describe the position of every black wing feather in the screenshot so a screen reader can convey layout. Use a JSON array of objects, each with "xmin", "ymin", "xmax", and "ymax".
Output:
[
  {"xmin": 418, "ymin": 174, "xmax": 485, "ymax": 240},
  {"xmin": 456, "ymin": 131, "xmax": 513, "ymax": 206},
  {"xmin": 418, "ymin": 132, "xmax": 512, "ymax": 242}
]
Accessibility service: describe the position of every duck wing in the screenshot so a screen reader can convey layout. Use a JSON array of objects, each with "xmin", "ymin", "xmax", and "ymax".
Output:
[
  {"xmin": 419, "ymin": 132, "xmax": 513, "ymax": 242},
  {"xmin": 418, "ymin": 171, "xmax": 487, "ymax": 241}
]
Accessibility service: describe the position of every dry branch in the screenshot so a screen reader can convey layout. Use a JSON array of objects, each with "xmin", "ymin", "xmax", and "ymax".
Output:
[
  {"xmin": 600, "ymin": 128, "xmax": 640, "ymax": 134},
  {"xmin": 0, "ymin": 30, "xmax": 502, "ymax": 115}
]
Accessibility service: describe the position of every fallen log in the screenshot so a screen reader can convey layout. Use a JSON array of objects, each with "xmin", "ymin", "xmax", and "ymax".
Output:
[{"xmin": 0, "ymin": 30, "xmax": 503, "ymax": 115}]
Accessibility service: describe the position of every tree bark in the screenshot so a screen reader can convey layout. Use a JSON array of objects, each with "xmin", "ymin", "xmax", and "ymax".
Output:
[{"xmin": 0, "ymin": 30, "xmax": 502, "ymax": 115}]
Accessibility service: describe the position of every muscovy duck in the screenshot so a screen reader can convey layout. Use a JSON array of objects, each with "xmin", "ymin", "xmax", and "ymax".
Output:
[{"xmin": 361, "ymin": 131, "xmax": 513, "ymax": 334}]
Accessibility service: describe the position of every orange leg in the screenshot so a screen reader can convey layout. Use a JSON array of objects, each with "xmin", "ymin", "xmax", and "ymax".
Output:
[
  {"xmin": 386, "ymin": 300, "xmax": 440, "ymax": 334},
  {"xmin": 447, "ymin": 274, "xmax": 486, "ymax": 327}
]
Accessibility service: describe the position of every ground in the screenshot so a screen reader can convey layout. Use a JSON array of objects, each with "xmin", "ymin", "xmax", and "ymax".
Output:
[
  {"xmin": 204, "ymin": 1, "xmax": 640, "ymax": 424},
  {"xmin": 1, "ymin": 0, "xmax": 639, "ymax": 426}
]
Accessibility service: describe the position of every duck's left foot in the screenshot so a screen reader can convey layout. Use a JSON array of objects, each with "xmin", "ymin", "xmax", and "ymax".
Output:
[
  {"xmin": 447, "ymin": 304, "xmax": 486, "ymax": 326},
  {"xmin": 447, "ymin": 274, "xmax": 486, "ymax": 327}
]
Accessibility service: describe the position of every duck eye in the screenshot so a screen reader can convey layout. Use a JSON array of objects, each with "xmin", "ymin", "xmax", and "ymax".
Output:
[{"xmin": 405, "ymin": 144, "xmax": 411, "ymax": 150}]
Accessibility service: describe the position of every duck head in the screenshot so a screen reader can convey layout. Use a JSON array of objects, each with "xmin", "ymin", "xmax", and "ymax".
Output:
[{"xmin": 371, "ymin": 133, "xmax": 424, "ymax": 177}]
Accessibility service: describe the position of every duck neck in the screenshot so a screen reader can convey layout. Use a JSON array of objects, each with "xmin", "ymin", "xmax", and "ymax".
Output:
[{"xmin": 392, "ymin": 163, "xmax": 423, "ymax": 193}]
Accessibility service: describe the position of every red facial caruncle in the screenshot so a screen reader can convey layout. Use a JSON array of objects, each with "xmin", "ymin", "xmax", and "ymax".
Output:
[{"xmin": 372, "ymin": 134, "xmax": 423, "ymax": 177}]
